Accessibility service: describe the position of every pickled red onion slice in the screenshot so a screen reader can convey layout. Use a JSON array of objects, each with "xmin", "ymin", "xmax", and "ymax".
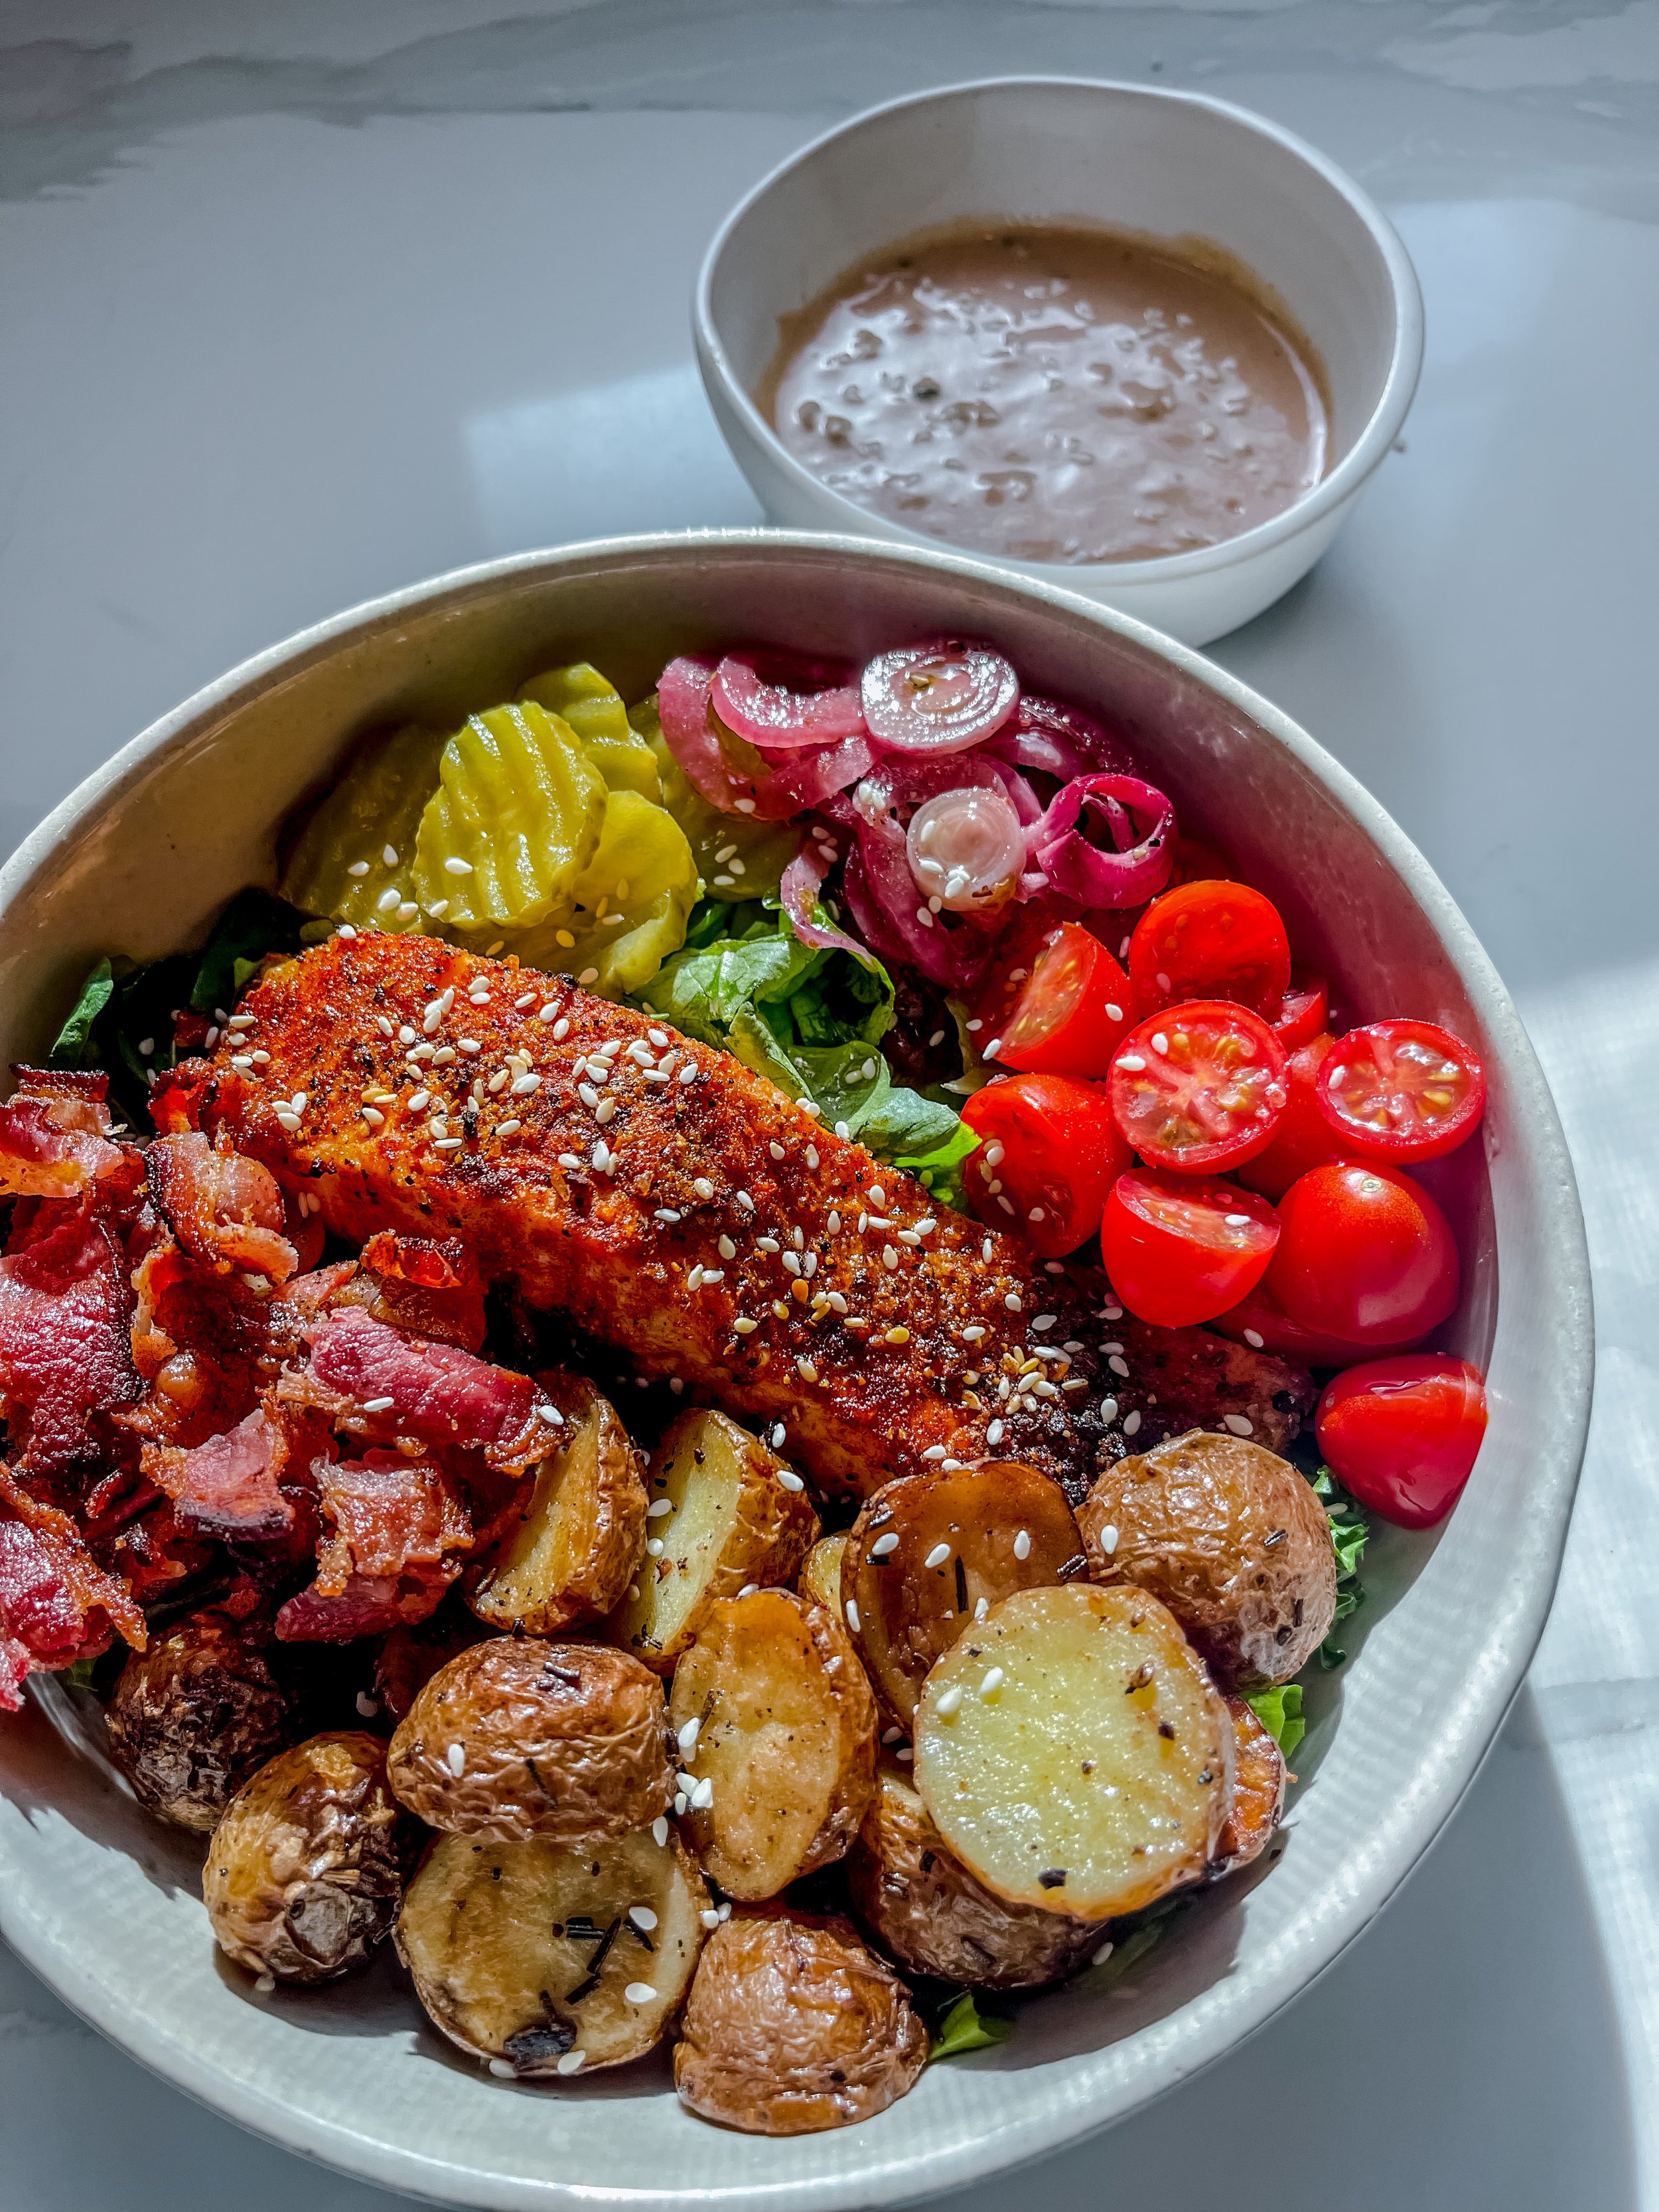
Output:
[
  {"xmin": 658, "ymin": 655, "xmax": 871, "ymax": 820},
  {"xmin": 906, "ymin": 786, "xmax": 1025, "ymax": 913},
  {"xmin": 1033, "ymin": 773, "xmax": 1177, "ymax": 907},
  {"xmin": 860, "ymin": 640, "xmax": 1019, "ymax": 755},
  {"xmin": 992, "ymin": 696, "xmax": 1139, "ymax": 782},
  {"xmin": 779, "ymin": 832, "xmax": 869, "ymax": 963},
  {"xmin": 711, "ymin": 651, "xmax": 867, "ymax": 752}
]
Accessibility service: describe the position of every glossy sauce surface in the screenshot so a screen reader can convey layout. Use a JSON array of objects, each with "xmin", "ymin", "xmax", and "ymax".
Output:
[{"xmin": 761, "ymin": 224, "xmax": 1329, "ymax": 565}]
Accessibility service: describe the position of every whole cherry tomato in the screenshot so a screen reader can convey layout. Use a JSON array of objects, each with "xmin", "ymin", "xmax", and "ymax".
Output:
[
  {"xmin": 1209, "ymin": 1278, "xmax": 1427, "ymax": 1368},
  {"xmin": 1127, "ymin": 879, "xmax": 1292, "ymax": 1017},
  {"xmin": 998, "ymin": 922, "xmax": 1133, "ymax": 1078},
  {"xmin": 1101, "ymin": 1168, "xmax": 1279, "ymax": 1328},
  {"xmin": 1316, "ymin": 1019, "xmax": 1487, "ymax": 1165},
  {"xmin": 1316, "ymin": 1355, "xmax": 1488, "ymax": 1528},
  {"xmin": 1235, "ymin": 1033, "xmax": 1348, "ymax": 1201},
  {"xmin": 960, "ymin": 1072, "xmax": 1131, "ymax": 1258},
  {"xmin": 1270, "ymin": 972, "xmax": 1329, "ymax": 1054},
  {"xmin": 1108, "ymin": 1000, "xmax": 1287, "ymax": 1174},
  {"xmin": 1267, "ymin": 1161, "xmax": 1459, "ymax": 1347}
]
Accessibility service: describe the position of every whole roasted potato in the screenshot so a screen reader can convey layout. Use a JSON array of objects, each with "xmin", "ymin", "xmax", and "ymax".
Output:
[
  {"xmin": 848, "ymin": 1763, "xmax": 1101, "ymax": 1990},
  {"xmin": 1211, "ymin": 1693, "xmax": 1287, "ymax": 1878},
  {"xmin": 204, "ymin": 1731, "xmax": 415, "ymax": 1983},
  {"xmin": 105, "ymin": 1606, "xmax": 295, "ymax": 1832},
  {"xmin": 674, "ymin": 1913, "xmax": 927, "ymax": 2135},
  {"xmin": 387, "ymin": 1637, "xmax": 672, "ymax": 1844},
  {"xmin": 1078, "ymin": 1430, "xmax": 1336, "ymax": 1686}
]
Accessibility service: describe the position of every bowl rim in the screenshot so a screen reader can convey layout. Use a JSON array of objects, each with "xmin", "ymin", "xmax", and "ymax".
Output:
[
  {"xmin": 693, "ymin": 74, "xmax": 1426, "ymax": 585},
  {"xmin": 0, "ymin": 527, "xmax": 1589, "ymax": 2211}
]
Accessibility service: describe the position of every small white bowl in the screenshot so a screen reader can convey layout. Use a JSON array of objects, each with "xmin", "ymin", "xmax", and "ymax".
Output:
[{"xmin": 695, "ymin": 78, "xmax": 1424, "ymax": 645}]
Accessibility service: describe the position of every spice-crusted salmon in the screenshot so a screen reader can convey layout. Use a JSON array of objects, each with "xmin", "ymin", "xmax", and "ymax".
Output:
[{"xmin": 175, "ymin": 934, "xmax": 1305, "ymax": 1499}]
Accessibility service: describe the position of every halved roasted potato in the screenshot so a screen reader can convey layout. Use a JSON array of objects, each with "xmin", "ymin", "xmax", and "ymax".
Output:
[
  {"xmin": 674, "ymin": 1913, "xmax": 926, "ymax": 2135},
  {"xmin": 913, "ymin": 1584, "xmax": 1234, "ymax": 1919},
  {"xmin": 798, "ymin": 1534, "xmax": 847, "ymax": 1614},
  {"xmin": 847, "ymin": 1761, "xmax": 1101, "ymax": 1990},
  {"xmin": 1078, "ymin": 1430, "xmax": 1336, "ymax": 1686},
  {"xmin": 398, "ymin": 1824, "xmax": 709, "ymax": 2075},
  {"xmin": 106, "ymin": 1606, "xmax": 294, "ymax": 1832},
  {"xmin": 204, "ymin": 1732, "xmax": 415, "ymax": 1984},
  {"xmin": 841, "ymin": 1463, "xmax": 1086, "ymax": 1728},
  {"xmin": 466, "ymin": 1372, "xmax": 647, "ymax": 1634},
  {"xmin": 1212, "ymin": 1694, "xmax": 1286, "ymax": 1878},
  {"xmin": 668, "ymin": 1588, "xmax": 877, "ymax": 1901},
  {"xmin": 606, "ymin": 1410, "xmax": 820, "ymax": 1675},
  {"xmin": 387, "ymin": 1637, "xmax": 672, "ymax": 1844}
]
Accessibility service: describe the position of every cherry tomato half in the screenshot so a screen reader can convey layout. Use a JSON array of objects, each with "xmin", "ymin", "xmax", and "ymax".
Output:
[
  {"xmin": 999, "ymin": 922, "xmax": 1134, "ymax": 1078},
  {"xmin": 1267, "ymin": 1162, "xmax": 1460, "ymax": 1348},
  {"xmin": 1316, "ymin": 1355, "xmax": 1488, "ymax": 1528},
  {"xmin": 1234, "ymin": 1033, "xmax": 1348, "ymax": 1201},
  {"xmin": 1270, "ymin": 972, "xmax": 1329, "ymax": 1054},
  {"xmin": 960, "ymin": 1072, "xmax": 1131, "ymax": 1258},
  {"xmin": 1101, "ymin": 1168, "xmax": 1279, "ymax": 1328},
  {"xmin": 1127, "ymin": 879, "xmax": 1292, "ymax": 1017},
  {"xmin": 1108, "ymin": 1000, "xmax": 1287, "ymax": 1175},
  {"xmin": 1210, "ymin": 1277, "xmax": 1427, "ymax": 1369},
  {"xmin": 968, "ymin": 898, "xmax": 1071, "ymax": 1051},
  {"xmin": 1316, "ymin": 1019, "xmax": 1487, "ymax": 1164}
]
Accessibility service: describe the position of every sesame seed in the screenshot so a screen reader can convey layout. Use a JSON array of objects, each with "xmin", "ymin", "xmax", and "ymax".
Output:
[
  {"xmin": 827, "ymin": 1211, "xmax": 841, "ymax": 1234},
  {"xmin": 511, "ymin": 1074, "xmax": 541, "ymax": 1096},
  {"xmin": 445, "ymin": 1742, "xmax": 466, "ymax": 1777},
  {"xmin": 376, "ymin": 888, "xmax": 400, "ymax": 914},
  {"xmin": 362, "ymin": 1107, "xmax": 385, "ymax": 1128},
  {"xmin": 700, "ymin": 1909, "xmax": 721, "ymax": 1930},
  {"xmin": 987, "ymin": 1419, "xmax": 1005, "ymax": 1445},
  {"xmin": 579, "ymin": 967, "xmax": 599, "ymax": 986},
  {"xmin": 871, "ymin": 1532, "xmax": 899, "ymax": 1558},
  {"xmin": 883, "ymin": 1246, "xmax": 899, "ymax": 1270},
  {"xmin": 733, "ymin": 1317, "xmax": 758, "ymax": 1335},
  {"xmin": 1122, "ymin": 1410, "xmax": 1143, "ymax": 1437},
  {"xmin": 797, "ymin": 1357, "xmax": 818, "ymax": 1383},
  {"xmin": 689, "ymin": 1778, "xmax": 713, "ymax": 1810},
  {"xmin": 1118, "ymin": 1053, "xmax": 1146, "ymax": 1072},
  {"xmin": 254, "ymin": 1974, "xmax": 276, "ymax": 1994},
  {"xmin": 980, "ymin": 1667, "xmax": 1004, "ymax": 1698},
  {"xmin": 700, "ymin": 1269, "xmax": 725, "ymax": 1286},
  {"xmin": 651, "ymin": 1816, "xmax": 670, "ymax": 1847},
  {"xmin": 595, "ymin": 1098, "xmax": 616, "ymax": 1124},
  {"xmin": 347, "ymin": 860, "xmax": 370, "ymax": 878},
  {"xmin": 1093, "ymin": 1940, "xmax": 1116, "ymax": 1967},
  {"xmin": 1033, "ymin": 1313, "xmax": 1057, "ymax": 1331},
  {"xmin": 1224, "ymin": 1213, "xmax": 1252, "ymax": 1228},
  {"xmin": 735, "ymin": 798, "xmax": 757, "ymax": 813},
  {"xmin": 962, "ymin": 1324, "xmax": 985, "ymax": 1343},
  {"xmin": 885, "ymin": 1325, "xmax": 910, "ymax": 1345},
  {"xmin": 693, "ymin": 1177, "xmax": 715, "ymax": 1201},
  {"xmin": 735, "ymin": 1189, "xmax": 755, "ymax": 1212},
  {"xmin": 556, "ymin": 2049, "xmax": 587, "ymax": 2076},
  {"xmin": 1005, "ymin": 1293, "xmax": 1023, "ymax": 1312},
  {"xmin": 443, "ymin": 855, "xmax": 472, "ymax": 875},
  {"xmin": 1100, "ymin": 1522, "xmax": 1120, "ymax": 1555},
  {"xmin": 1222, "ymin": 1413, "xmax": 1254, "ymax": 1436},
  {"xmin": 592, "ymin": 1142, "xmax": 613, "ymax": 1173},
  {"xmin": 1013, "ymin": 1529, "xmax": 1031, "ymax": 1561},
  {"xmin": 923, "ymin": 1542, "xmax": 951, "ymax": 1570},
  {"xmin": 805, "ymin": 1146, "xmax": 819, "ymax": 1171},
  {"xmin": 845, "ymin": 1600, "xmax": 861, "ymax": 1633},
  {"xmin": 770, "ymin": 1424, "xmax": 786, "ymax": 1448},
  {"xmin": 935, "ymin": 1684, "xmax": 964, "ymax": 1718},
  {"xmin": 1109, "ymin": 1355, "xmax": 1130, "ymax": 1378}
]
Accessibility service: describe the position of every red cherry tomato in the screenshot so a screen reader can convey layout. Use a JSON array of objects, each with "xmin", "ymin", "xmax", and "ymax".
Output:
[
  {"xmin": 1235, "ymin": 1033, "xmax": 1348, "ymax": 1202},
  {"xmin": 1108, "ymin": 1000, "xmax": 1287, "ymax": 1175},
  {"xmin": 1316, "ymin": 1019, "xmax": 1487, "ymax": 1164},
  {"xmin": 1267, "ymin": 1162, "xmax": 1460, "ymax": 1348},
  {"xmin": 1127, "ymin": 879, "xmax": 1292, "ymax": 1017},
  {"xmin": 998, "ymin": 923, "xmax": 1134, "ymax": 1078},
  {"xmin": 1316, "ymin": 1356, "xmax": 1488, "ymax": 1528},
  {"xmin": 1209, "ymin": 1277, "xmax": 1427, "ymax": 1368},
  {"xmin": 1270, "ymin": 972, "xmax": 1329, "ymax": 1054},
  {"xmin": 968, "ymin": 898, "xmax": 1072, "ymax": 1050},
  {"xmin": 960, "ymin": 1072, "xmax": 1131, "ymax": 1258},
  {"xmin": 1101, "ymin": 1168, "xmax": 1279, "ymax": 1328}
]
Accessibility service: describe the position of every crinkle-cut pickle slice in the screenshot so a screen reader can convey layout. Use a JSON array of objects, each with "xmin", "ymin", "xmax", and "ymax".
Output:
[
  {"xmin": 281, "ymin": 723, "xmax": 445, "ymax": 932},
  {"xmin": 520, "ymin": 662, "xmax": 662, "ymax": 800},
  {"xmin": 507, "ymin": 788, "xmax": 697, "ymax": 999},
  {"xmin": 913, "ymin": 1583, "xmax": 1234, "ymax": 1920},
  {"xmin": 412, "ymin": 700, "xmax": 605, "ymax": 932},
  {"xmin": 629, "ymin": 695, "xmax": 804, "ymax": 901}
]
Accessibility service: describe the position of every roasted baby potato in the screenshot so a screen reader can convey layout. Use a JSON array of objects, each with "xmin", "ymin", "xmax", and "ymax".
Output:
[
  {"xmin": 848, "ymin": 1761, "xmax": 1101, "ymax": 1990},
  {"xmin": 668, "ymin": 1588, "xmax": 877, "ymax": 1901},
  {"xmin": 1212, "ymin": 1694, "xmax": 1286, "ymax": 1877},
  {"xmin": 1077, "ymin": 1430, "xmax": 1336, "ymax": 1686},
  {"xmin": 466, "ymin": 1372, "xmax": 647, "ymax": 1634},
  {"xmin": 606, "ymin": 1409, "xmax": 820, "ymax": 1674},
  {"xmin": 105, "ymin": 1607, "xmax": 294, "ymax": 1832},
  {"xmin": 204, "ymin": 1731, "xmax": 415, "ymax": 1983},
  {"xmin": 398, "ymin": 1824, "xmax": 709, "ymax": 2075},
  {"xmin": 914, "ymin": 1584, "xmax": 1234, "ymax": 1920},
  {"xmin": 841, "ymin": 1463, "xmax": 1086, "ymax": 1728},
  {"xmin": 387, "ymin": 1637, "xmax": 672, "ymax": 1844},
  {"xmin": 674, "ymin": 1913, "xmax": 927, "ymax": 2135},
  {"xmin": 372, "ymin": 1609, "xmax": 489, "ymax": 1724},
  {"xmin": 798, "ymin": 1533, "xmax": 848, "ymax": 1614}
]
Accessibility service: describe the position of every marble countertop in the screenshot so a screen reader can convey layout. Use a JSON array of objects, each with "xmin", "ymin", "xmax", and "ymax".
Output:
[{"xmin": 3, "ymin": 3, "xmax": 1657, "ymax": 2207}]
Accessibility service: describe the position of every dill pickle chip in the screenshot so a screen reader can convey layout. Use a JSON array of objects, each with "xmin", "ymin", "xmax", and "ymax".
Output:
[
  {"xmin": 508, "ymin": 788, "xmax": 697, "ymax": 998},
  {"xmin": 628, "ymin": 696, "xmax": 804, "ymax": 901},
  {"xmin": 280, "ymin": 723, "xmax": 445, "ymax": 933},
  {"xmin": 412, "ymin": 701, "xmax": 605, "ymax": 933},
  {"xmin": 520, "ymin": 664, "xmax": 661, "ymax": 802}
]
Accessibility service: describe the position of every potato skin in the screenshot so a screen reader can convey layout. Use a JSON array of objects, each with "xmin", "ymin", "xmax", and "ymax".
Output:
[
  {"xmin": 1078, "ymin": 1430, "xmax": 1336, "ymax": 1686},
  {"xmin": 204, "ymin": 1732, "xmax": 414, "ymax": 1983},
  {"xmin": 798, "ymin": 1534, "xmax": 848, "ymax": 1615},
  {"xmin": 386, "ymin": 1637, "xmax": 672, "ymax": 1844},
  {"xmin": 848, "ymin": 1763, "xmax": 1100, "ymax": 1990},
  {"xmin": 105, "ymin": 1607, "xmax": 295, "ymax": 1832},
  {"xmin": 1212, "ymin": 1694, "xmax": 1286, "ymax": 1876},
  {"xmin": 674, "ymin": 1914, "xmax": 927, "ymax": 2135}
]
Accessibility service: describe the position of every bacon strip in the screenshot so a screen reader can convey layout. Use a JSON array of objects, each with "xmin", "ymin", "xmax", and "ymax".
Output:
[
  {"xmin": 147, "ymin": 1132, "xmax": 298, "ymax": 1284},
  {"xmin": 301, "ymin": 1307, "xmax": 553, "ymax": 1473},
  {"xmin": 141, "ymin": 1405, "xmax": 297, "ymax": 1540},
  {"xmin": 276, "ymin": 1451, "xmax": 469, "ymax": 1642},
  {"xmin": 0, "ymin": 1212, "xmax": 142, "ymax": 1480},
  {"xmin": 0, "ymin": 1467, "xmax": 145, "ymax": 1710}
]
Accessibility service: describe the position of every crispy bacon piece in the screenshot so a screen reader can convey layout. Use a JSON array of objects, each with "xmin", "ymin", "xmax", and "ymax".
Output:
[
  {"xmin": 142, "ymin": 1404, "xmax": 293, "ymax": 1540},
  {"xmin": 0, "ymin": 1209, "xmax": 142, "ymax": 1481},
  {"xmin": 334, "ymin": 1233, "xmax": 488, "ymax": 1353},
  {"xmin": 276, "ymin": 1451, "xmax": 470, "ymax": 1642},
  {"xmin": 298, "ymin": 1307, "xmax": 553, "ymax": 1474},
  {"xmin": 147, "ymin": 1131, "xmax": 299, "ymax": 1285},
  {"xmin": 123, "ymin": 1235, "xmax": 275, "ymax": 1451},
  {"xmin": 0, "ymin": 1465, "xmax": 145, "ymax": 1710}
]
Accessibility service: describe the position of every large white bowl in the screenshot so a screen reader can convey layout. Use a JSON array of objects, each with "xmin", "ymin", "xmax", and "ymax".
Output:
[
  {"xmin": 695, "ymin": 78, "xmax": 1425, "ymax": 646},
  {"xmin": 0, "ymin": 532, "xmax": 1588, "ymax": 2210}
]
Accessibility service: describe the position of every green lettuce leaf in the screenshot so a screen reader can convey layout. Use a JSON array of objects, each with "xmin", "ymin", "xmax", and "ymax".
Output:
[
  {"xmin": 929, "ymin": 1992, "xmax": 1015, "ymax": 2061},
  {"xmin": 893, "ymin": 1117, "xmax": 981, "ymax": 1210},
  {"xmin": 1244, "ymin": 1682, "xmax": 1306, "ymax": 1759},
  {"xmin": 188, "ymin": 886, "xmax": 310, "ymax": 1017},
  {"xmin": 47, "ymin": 958, "xmax": 116, "ymax": 1070},
  {"xmin": 1310, "ymin": 1467, "xmax": 1371, "ymax": 1670}
]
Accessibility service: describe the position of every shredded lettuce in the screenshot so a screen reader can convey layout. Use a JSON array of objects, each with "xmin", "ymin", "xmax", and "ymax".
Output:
[
  {"xmin": 929, "ymin": 1992, "xmax": 1015, "ymax": 2061},
  {"xmin": 1245, "ymin": 1682, "xmax": 1306, "ymax": 1759},
  {"xmin": 1310, "ymin": 1467, "xmax": 1372, "ymax": 1670}
]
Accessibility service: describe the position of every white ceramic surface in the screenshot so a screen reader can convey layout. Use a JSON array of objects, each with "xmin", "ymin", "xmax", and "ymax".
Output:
[
  {"xmin": 0, "ymin": 528, "xmax": 1590, "ymax": 2210},
  {"xmin": 694, "ymin": 80, "xmax": 1423, "ymax": 646}
]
